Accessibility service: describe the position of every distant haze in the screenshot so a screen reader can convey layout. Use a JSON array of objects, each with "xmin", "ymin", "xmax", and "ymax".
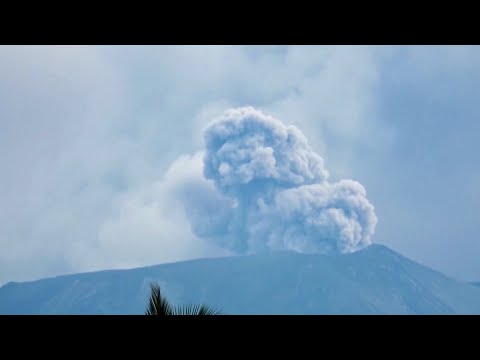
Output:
[{"xmin": 1, "ymin": 46, "xmax": 480, "ymax": 284}]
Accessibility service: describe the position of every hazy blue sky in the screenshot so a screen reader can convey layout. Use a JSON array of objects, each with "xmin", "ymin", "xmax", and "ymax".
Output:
[{"xmin": 1, "ymin": 45, "xmax": 479, "ymax": 285}]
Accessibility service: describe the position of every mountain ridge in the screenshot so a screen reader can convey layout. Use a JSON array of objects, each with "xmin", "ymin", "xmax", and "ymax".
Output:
[{"xmin": 2, "ymin": 244, "xmax": 480, "ymax": 314}]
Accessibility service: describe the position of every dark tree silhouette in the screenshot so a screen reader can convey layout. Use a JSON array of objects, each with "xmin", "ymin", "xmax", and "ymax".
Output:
[{"xmin": 145, "ymin": 282, "xmax": 221, "ymax": 315}]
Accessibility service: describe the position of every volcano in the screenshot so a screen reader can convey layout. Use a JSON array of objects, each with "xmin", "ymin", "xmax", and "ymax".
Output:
[{"xmin": 1, "ymin": 244, "xmax": 480, "ymax": 314}]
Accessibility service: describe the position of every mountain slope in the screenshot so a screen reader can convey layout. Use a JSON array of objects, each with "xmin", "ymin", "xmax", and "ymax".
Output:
[{"xmin": 1, "ymin": 244, "xmax": 480, "ymax": 314}]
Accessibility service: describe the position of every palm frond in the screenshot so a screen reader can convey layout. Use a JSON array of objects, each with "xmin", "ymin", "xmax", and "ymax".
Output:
[
  {"xmin": 145, "ymin": 282, "xmax": 174, "ymax": 315},
  {"xmin": 174, "ymin": 303, "xmax": 222, "ymax": 315},
  {"xmin": 195, "ymin": 304, "xmax": 222, "ymax": 315},
  {"xmin": 145, "ymin": 282, "xmax": 222, "ymax": 315}
]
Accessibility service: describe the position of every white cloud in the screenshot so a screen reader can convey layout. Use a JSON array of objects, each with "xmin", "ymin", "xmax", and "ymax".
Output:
[
  {"xmin": 0, "ymin": 46, "xmax": 388, "ymax": 285},
  {"xmin": 70, "ymin": 152, "xmax": 228, "ymax": 271}
]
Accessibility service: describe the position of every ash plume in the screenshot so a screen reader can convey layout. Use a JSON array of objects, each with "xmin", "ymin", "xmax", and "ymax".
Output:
[{"xmin": 179, "ymin": 107, "xmax": 377, "ymax": 254}]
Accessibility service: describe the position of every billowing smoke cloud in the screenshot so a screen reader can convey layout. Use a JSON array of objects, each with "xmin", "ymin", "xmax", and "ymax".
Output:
[
  {"xmin": 179, "ymin": 107, "xmax": 377, "ymax": 255},
  {"xmin": 203, "ymin": 107, "xmax": 329, "ymax": 195}
]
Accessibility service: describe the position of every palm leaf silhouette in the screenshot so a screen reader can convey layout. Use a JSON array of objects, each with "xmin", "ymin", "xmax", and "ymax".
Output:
[
  {"xmin": 145, "ymin": 282, "xmax": 221, "ymax": 315},
  {"xmin": 175, "ymin": 303, "xmax": 222, "ymax": 315},
  {"xmin": 145, "ymin": 283, "xmax": 174, "ymax": 315}
]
